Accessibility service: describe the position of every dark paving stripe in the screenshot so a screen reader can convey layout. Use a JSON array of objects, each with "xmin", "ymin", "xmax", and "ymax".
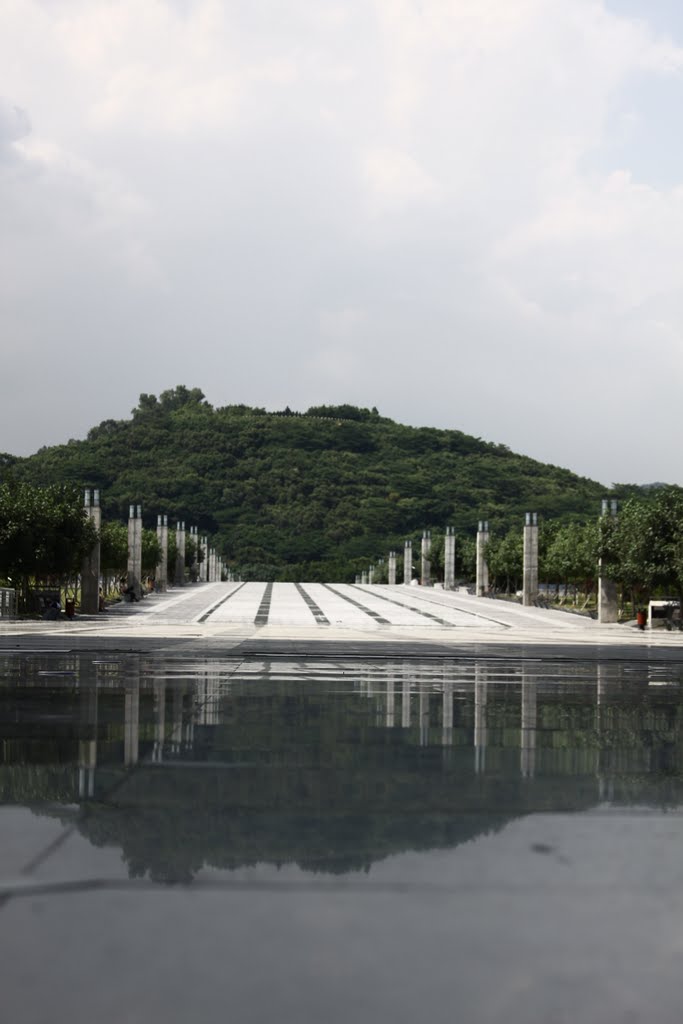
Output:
[
  {"xmin": 295, "ymin": 584, "xmax": 330, "ymax": 625},
  {"xmin": 321, "ymin": 584, "xmax": 391, "ymax": 625},
  {"xmin": 352, "ymin": 585, "xmax": 454, "ymax": 627},
  {"xmin": 254, "ymin": 583, "xmax": 274, "ymax": 625},
  {"xmin": 197, "ymin": 582, "xmax": 247, "ymax": 623}
]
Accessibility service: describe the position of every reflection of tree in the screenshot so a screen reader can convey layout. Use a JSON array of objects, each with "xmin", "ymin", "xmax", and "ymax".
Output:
[
  {"xmin": 80, "ymin": 763, "xmax": 520, "ymax": 883},
  {"xmin": 4, "ymin": 679, "xmax": 683, "ymax": 884}
]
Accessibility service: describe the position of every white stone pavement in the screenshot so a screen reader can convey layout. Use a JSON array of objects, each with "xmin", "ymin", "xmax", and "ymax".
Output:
[{"xmin": 1, "ymin": 582, "xmax": 680, "ymax": 649}]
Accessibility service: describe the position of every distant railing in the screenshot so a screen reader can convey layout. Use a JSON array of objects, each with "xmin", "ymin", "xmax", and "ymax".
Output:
[{"xmin": 0, "ymin": 587, "xmax": 17, "ymax": 618}]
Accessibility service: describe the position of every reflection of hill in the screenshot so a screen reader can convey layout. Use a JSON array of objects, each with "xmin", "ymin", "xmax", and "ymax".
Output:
[
  {"xmin": 78, "ymin": 759, "xmax": 599, "ymax": 883},
  {"xmin": 4, "ymin": 676, "xmax": 683, "ymax": 883}
]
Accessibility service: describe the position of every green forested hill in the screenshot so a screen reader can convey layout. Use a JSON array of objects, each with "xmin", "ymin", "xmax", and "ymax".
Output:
[{"xmin": 8, "ymin": 386, "xmax": 611, "ymax": 580}]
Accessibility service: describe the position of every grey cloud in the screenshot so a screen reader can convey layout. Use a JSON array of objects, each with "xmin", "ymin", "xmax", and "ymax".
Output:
[{"xmin": 0, "ymin": 99, "xmax": 30, "ymax": 148}]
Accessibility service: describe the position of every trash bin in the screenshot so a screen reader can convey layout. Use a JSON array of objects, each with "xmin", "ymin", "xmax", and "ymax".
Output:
[
  {"xmin": 65, "ymin": 599, "xmax": 75, "ymax": 620},
  {"xmin": 636, "ymin": 610, "xmax": 646, "ymax": 630}
]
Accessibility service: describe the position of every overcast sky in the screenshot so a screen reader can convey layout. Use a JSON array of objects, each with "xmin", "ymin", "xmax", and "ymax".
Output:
[{"xmin": 2, "ymin": 0, "xmax": 683, "ymax": 485}]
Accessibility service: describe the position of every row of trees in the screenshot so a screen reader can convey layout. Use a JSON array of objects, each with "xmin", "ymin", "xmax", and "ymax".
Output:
[
  {"xmin": 483, "ymin": 489, "xmax": 683, "ymax": 613},
  {"xmin": 2, "ymin": 474, "xmax": 682, "ymax": 614},
  {"xmin": 361, "ymin": 489, "xmax": 683, "ymax": 615},
  {"xmin": 0, "ymin": 482, "xmax": 97, "ymax": 607},
  {"xmin": 0, "ymin": 481, "xmax": 204, "ymax": 610}
]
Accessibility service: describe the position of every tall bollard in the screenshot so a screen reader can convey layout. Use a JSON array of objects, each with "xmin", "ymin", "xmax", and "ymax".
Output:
[
  {"xmin": 404, "ymin": 540, "xmax": 412, "ymax": 585},
  {"xmin": 175, "ymin": 521, "xmax": 186, "ymax": 586},
  {"xmin": 127, "ymin": 504, "xmax": 143, "ymax": 600},
  {"xmin": 421, "ymin": 530, "xmax": 431, "ymax": 586},
  {"xmin": 81, "ymin": 489, "xmax": 101, "ymax": 614},
  {"xmin": 598, "ymin": 499, "xmax": 619, "ymax": 623},
  {"xmin": 444, "ymin": 526, "xmax": 455, "ymax": 590},
  {"xmin": 189, "ymin": 526, "xmax": 198, "ymax": 581},
  {"xmin": 522, "ymin": 512, "xmax": 538, "ymax": 606},
  {"xmin": 156, "ymin": 514, "xmax": 168, "ymax": 592},
  {"xmin": 476, "ymin": 520, "xmax": 489, "ymax": 597}
]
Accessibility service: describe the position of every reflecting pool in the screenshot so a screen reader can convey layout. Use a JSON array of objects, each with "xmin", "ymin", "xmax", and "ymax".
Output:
[{"xmin": 2, "ymin": 653, "xmax": 683, "ymax": 1023}]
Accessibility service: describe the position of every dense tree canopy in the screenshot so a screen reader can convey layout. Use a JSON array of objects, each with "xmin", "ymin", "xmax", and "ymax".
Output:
[
  {"xmin": 0, "ymin": 481, "xmax": 96, "ymax": 595},
  {"xmin": 7, "ymin": 390, "xmax": 616, "ymax": 581}
]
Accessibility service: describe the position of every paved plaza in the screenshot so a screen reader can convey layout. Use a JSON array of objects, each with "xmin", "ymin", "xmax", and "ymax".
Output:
[{"xmin": 1, "ymin": 581, "xmax": 679, "ymax": 652}]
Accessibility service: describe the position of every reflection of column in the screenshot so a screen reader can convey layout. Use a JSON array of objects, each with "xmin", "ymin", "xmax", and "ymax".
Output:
[
  {"xmin": 198, "ymin": 667, "xmax": 221, "ymax": 726},
  {"xmin": 596, "ymin": 663, "xmax": 608, "ymax": 799},
  {"xmin": 153, "ymin": 681, "xmax": 166, "ymax": 762},
  {"xmin": 386, "ymin": 669, "xmax": 395, "ymax": 728},
  {"xmin": 474, "ymin": 664, "xmax": 487, "ymax": 774},
  {"xmin": 442, "ymin": 675, "xmax": 453, "ymax": 747},
  {"xmin": 520, "ymin": 670, "xmax": 537, "ymax": 779},
  {"xmin": 419, "ymin": 679, "xmax": 429, "ymax": 746},
  {"xmin": 124, "ymin": 683, "xmax": 139, "ymax": 767},
  {"xmin": 170, "ymin": 687, "xmax": 184, "ymax": 752},
  {"xmin": 78, "ymin": 674, "xmax": 98, "ymax": 798},
  {"xmin": 401, "ymin": 668, "xmax": 411, "ymax": 728}
]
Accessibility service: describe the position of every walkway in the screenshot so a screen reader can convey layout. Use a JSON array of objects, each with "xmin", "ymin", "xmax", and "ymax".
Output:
[{"xmin": 1, "ymin": 582, "xmax": 679, "ymax": 653}]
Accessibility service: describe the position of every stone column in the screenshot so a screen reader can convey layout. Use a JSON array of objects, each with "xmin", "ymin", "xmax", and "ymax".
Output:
[
  {"xmin": 443, "ymin": 526, "xmax": 455, "ymax": 590},
  {"xmin": 175, "ymin": 521, "xmax": 186, "ymax": 586},
  {"xmin": 598, "ymin": 499, "xmax": 619, "ymax": 623},
  {"xmin": 420, "ymin": 530, "xmax": 431, "ymax": 586},
  {"xmin": 368, "ymin": 565, "xmax": 375, "ymax": 585},
  {"xmin": 476, "ymin": 520, "xmax": 490, "ymax": 597},
  {"xmin": 81, "ymin": 488, "xmax": 101, "ymax": 614},
  {"xmin": 127, "ymin": 504, "xmax": 142, "ymax": 599},
  {"xmin": 135, "ymin": 505, "xmax": 143, "ymax": 597},
  {"xmin": 388, "ymin": 550, "xmax": 397, "ymax": 586},
  {"xmin": 199, "ymin": 536, "xmax": 207, "ymax": 582},
  {"xmin": 403, "ymin": 540, "xmax": 412, "ymax": 585},
  {"xmin": 361, "ymin": 571, "xmax": 368, "ymax": 585},
  {"xmin": 355, "ymin": 574, "xmax": 361, "ymax": 584},
  {"xmin": 522, "ymin": 512, "xmax": 538, "ymax": 607},
  {"xmin": 156, "ymin": 514, "xmax": 168, "ymax": 592},
  {"xmin": 188, "ymin": 526, "xmax": 198, "ymax": 581}
]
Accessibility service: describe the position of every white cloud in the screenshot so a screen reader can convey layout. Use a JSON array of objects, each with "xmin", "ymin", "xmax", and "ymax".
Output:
[{"xmin": 1, "ymin": 0, "xmax": 683, "ymax": 484}]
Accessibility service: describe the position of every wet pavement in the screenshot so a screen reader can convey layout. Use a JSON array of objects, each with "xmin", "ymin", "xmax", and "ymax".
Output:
[{"xmin": 2, "ymin": 650, "xmax": 683, "ymax": 1022}]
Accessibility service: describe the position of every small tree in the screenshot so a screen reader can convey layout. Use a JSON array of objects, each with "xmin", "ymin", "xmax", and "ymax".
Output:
[{"xmin": 0, "ymin": 481, "xmax": 97, "ymax": 609}]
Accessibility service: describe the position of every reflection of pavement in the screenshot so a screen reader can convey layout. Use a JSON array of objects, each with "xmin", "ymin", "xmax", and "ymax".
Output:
[{"xmin": 2, "ymin": 582, "xmax": 682, "ymax": 653}]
